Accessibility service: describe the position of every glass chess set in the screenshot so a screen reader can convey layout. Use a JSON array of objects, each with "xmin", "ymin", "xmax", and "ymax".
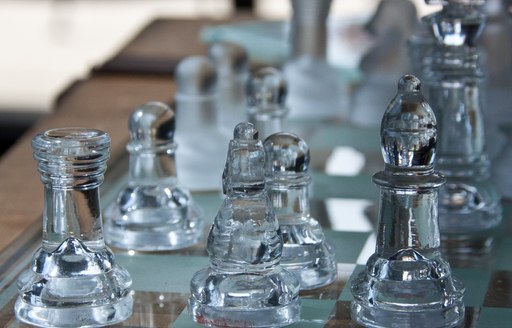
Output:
[{"xmin": 1, "ymin": 0, "xmax": 512, "ymax": 327}]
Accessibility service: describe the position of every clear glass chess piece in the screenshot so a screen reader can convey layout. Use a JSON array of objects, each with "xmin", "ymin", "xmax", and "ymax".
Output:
[
  {"xmin": 174, "ymin": 56, "xmax": 228, "ymax": 191},
  {"xmin": 264, "ymin": 132, "xmax": 336, "ymax": 290},
  {"xmin": 247, "ymin": 67, "xmax": 288, "ymax": 140},
  {"xmin": 422, "ymin": 0, "xmax": 502, "ymax": 255},
  {"xmin": 15, "ymin": 128, "xmax": 133, "ymax": 327},
  {"xmin": 209, "ymin": 41, "xmax": 249, "ymax": 133},
  {"xmin": 103, "ymin": 102, "xmax": 204, "ymax": 251},
  {"xmin": 188, "ymin": 122, "xmax": 301, "ymax": 327},
  {"xmin": 351, "ymin": 75, "xmax": 465, "ymax": 328},
  {"xmin": 284, "ymin": 0, "xmax": 348, "ymax": 119}
]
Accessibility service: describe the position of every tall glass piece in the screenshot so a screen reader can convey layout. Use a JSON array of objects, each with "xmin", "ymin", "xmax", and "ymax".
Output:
[
  {"xmin": 264, "ymin": 132, "xmax": 336, "ymax": 290},
  {"xmin": 103, "ymin": 102, "xmax": 203, "ymax": 251},
  {"xmin": 15, "ymin": 128, "xmax": 133, "ymax": 327},
  {"xmin": 351, "ymin": 76, "xmax": 465, "ymax": 328},
  {"xmin": 247, "ymin": 67, "xmax": 288, "ymax": 140},
  {"xmin": 422, "ymin": 0, "xmax": 501, "ymax": 254},
  {"xmin": 188, "ymin": 122, "xmax": 300, "ymax": 327}
]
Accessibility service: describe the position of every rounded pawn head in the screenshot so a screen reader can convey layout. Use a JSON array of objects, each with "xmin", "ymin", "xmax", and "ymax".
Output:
[
  {"xmin": 129, "ymin": 102, "xmax": 175, "ymax": 145},
  {"xmin": 263, "ymin": 132, "xmax": 310, "ymax": 175},
  {"xmin": 209, "ymin": 41, "xmax": 248, "ymax": 76},
  {"xmin": 175, "ymin": 56, "xmax": 217, "ymax": 96},
  {"xmin": 381, "ymin": 75, "xmax": 437, "ymax": 168},
  {"xmin": 246, "ymin": 67, "xmax": 287, "ymax": 109}
]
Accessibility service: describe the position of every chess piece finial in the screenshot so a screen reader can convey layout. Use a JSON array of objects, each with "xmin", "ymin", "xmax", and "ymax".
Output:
[
  {"xmin": 103, "ymin": 102, "xmax": 203, "ymax": 251},
  {"xmin": 264, "ymin": 132, "xmax": 336, "ymax": 290},
  {"xmin": 351, "ymin": 75, "xmax": 465, "ymax": 328},
  {"xmin": 15, "ymin": 128, "xmax": 133, "ymax": 327},
  {"xmin": 189, "ymin": 122, "xmax": 301, "ymax": 327},
  {"xmin": 247, "ymin": 67, "xmax": 288, "ymax": 139},
  {"xmin": 209, "ymin": 42, "xmax": 249, "ymax": 133},
  {"xmin": 174, "ymin": 56, "xmax": 227, "ymax": 191}
]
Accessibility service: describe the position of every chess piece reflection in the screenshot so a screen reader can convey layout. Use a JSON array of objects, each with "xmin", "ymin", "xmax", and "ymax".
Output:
[
  {"xmin": 15, "ymin": 128, "xmax": 133, "ymax": 327},
  {"xmin": 188, "ymin": 122, "xmax": 301, "ymax": 327},
  {"xmin": 264, "ymin": 132, "xmax": 336, "ymax": 290},
  {"xmin": 351, "ymin": 75, "xmax": 465, "ymax": 328},
  {"xmin": 103, "ymin": 102, "xmax": 203, "ymax": 251},
  {"xmin": 247, "ymin": 67, "xmax": 288, "ymax": 140},
  {"xmin": 422, "ymin": 0, "xmax": 502, "ymax": 256}
]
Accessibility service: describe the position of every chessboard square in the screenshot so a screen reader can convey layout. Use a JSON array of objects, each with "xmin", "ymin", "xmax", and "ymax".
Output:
[
  {"xmin": 323, "ymin": 230, "xmax": 372, "ymax": 263},
  {"xmin": 324, "ymin": 300, "xmax": 362, "ymax": 327},
  {"xmin": 291, "ymin": 299, "xmax": 337, "ymax": 327},
  {"xmin": 325, "ymin": 198, "xmax": 374, "ymax": 232},
  {"xmin": 116, "ymin": 254, "xmax": 209, "ymax": 293},
  {"xmin": 452, "ymin": 268, "xmax": 492, "ymax": 307},
  {"xmin": 483, "ymin": 270, "xmax": 512, "ymax": 308},
  {"xmin": 494, "ymin": 237, "xmax": 512, "ymax": 270},
  {"xmin": 339, "ymin": 265, "xmax": 366, "ymax": 301},
  {"xmin": 478, "ymin": 307, "xmax": 512, "ymax": 326}
]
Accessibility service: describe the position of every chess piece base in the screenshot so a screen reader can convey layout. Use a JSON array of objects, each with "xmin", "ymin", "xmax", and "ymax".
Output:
[
  {"xmin": 15, "ymin": 295, "xmax": 133, "ymax": 328},
  {"xmin": 15, "ymin": 238, "xmax": 133, "ymax": 327},
  {"xmin": 188, "ymin": 267, "xmax": 301, "ymax": 327},
  {"xmin": 280, "ymin": 221, "xmax": 337, "ymax": 290},
  {"xmin": 351, "ymin": 249, "xmax": 464, "ymax": 328},
  {"xmin": 104, "ymin": 203, "xmax": 204, "ymax": 251}
]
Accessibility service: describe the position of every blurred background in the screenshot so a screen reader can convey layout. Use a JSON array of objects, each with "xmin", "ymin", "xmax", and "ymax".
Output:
[{"xmin": 0, "ymin": 0, "xmax": 438, "ymax": 154}]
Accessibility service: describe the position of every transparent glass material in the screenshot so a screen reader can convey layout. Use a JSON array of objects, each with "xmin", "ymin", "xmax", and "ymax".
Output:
[
  {"xmin": 188, "ymin": 122, "xmax": 301, "ymax": 327},
  {"xmin": 351, "ymin": 76, "xmax": 465, "ymax": 328},
  {"xmin": 103, "ymin": 102, "xmax": 203, "ymax": 251},
  {"xmin": 264, "ymin": 132, "xmax": 336, "ymax": 290},
  {"xmin": 209, "ymin": 41, "xmax": 249, "ymax": 134},
  {"xmin": 284, "ymin": 0, "xmax": 348, "ymax": 119},
  {"xmin": 247, "ymin": 67, "xmax": 288, "ymax": 140},
  {"xmin": 422, "ymin": 0, "xmax": 502, "ymax": 248},
  {"xmin": 15, "ymin": 128, "xmax": 133, "ymax": 327}
]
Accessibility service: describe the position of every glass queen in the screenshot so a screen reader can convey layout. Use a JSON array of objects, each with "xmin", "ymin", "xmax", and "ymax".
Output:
[{"xmin": 351, "ymin": 76, "xmax": 465, "ymax": 328}]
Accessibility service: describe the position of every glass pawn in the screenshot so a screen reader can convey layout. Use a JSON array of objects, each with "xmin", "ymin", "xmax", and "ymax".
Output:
[
  {"xmin": 264, "ymin": 132, "xmax": 336, "ymax": 290},
  {"xmin": 15, "ymin": 128, "xmax": 133, "ymax": 327},
  {"xmin": 351, "ymin": 75, "xmax": 465, "ymax": 328},
  {"xmin": 103, "ymin": 102, "xmax": 204, "ymax": 251},
  {"xmin": 188, "ymin": 122, "xmax": 301, "ymax": 327},
  {"xmin": 247, "ymin": 67, "xmax": 288, "ymax": 140},
  {"xmin": 422, "ymin": 0, "xmax": 502, "ymax": 255}
]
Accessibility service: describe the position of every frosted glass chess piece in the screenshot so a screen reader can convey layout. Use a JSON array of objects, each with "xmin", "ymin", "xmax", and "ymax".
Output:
[
  {"xmin": 422, "ymin": 0, "xmax": 502, "ymax": 255},
  {"xmin": 103, "ymin": 102, "xmax": 204, "ymax": 251},
  {"xmin": 350, "ymin": 0, "xmax": 418, "ymax": 127},
  {"xmin": 247, "ymin": 67, "xmax": 288, "ymax": 139},
  {"xmin": 351, "ymin": 75, "xmax": 465, "ymax": 328},
  {"xmin": 284, "ymin": 0, "xmax": 348, "ymax": 119},
  {"xmin": 264, "ymin": 132, "xmax": 336, "ymax": 290},
  {"xmin": 15, "ymin": 128, "xmax": 133, "ymax": 327},
  {"xmin": 188, "ymin": 122, "xmax": 301, "ymax": 327},
  {"xmin": 174, "ymin": 56, "xmax": 227, "ymax": 191},
  {"xmin": 209, "ymin": 41, "xmax": 249, "ymax": 134}
]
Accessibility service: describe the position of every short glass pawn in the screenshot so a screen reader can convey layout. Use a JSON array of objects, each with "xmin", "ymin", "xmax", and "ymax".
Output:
[
  {"xmin": 264, "ymin": 132, "xmax": 336, "ymax": 290},
  {"xmin": 351, "ymin": 76, "xmax": 465, "ymax": 328},
  {"xmin": 103, "ymin": 102, "xmax": 203, "ymax": 251},
  {"xmin": 15, "ymin": 128, "xmax": 133, "ymax": 327},
  {"xmin": 188, "ymin": 122, "xmax": 301, "ymax": 327},
  {"xmin": 247, "ymin": 67, "xmax": 288, "ymax": 140}
]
